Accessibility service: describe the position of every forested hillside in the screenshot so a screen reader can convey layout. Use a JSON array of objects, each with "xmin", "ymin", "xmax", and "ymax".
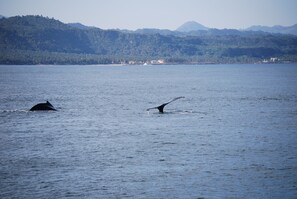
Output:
[{"xmin": 0, "ymin": 15, "xmax": 296, "ymax": 64}]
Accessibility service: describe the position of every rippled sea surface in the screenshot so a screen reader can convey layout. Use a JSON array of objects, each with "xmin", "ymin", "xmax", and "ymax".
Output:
[{"xmin": 1, "ymin": 64, "xmax": 297, "ymax": 198}]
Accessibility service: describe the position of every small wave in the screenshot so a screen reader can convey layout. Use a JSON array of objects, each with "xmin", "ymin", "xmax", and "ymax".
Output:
[
  {"xmin": 146, "ymin": 109, "xmax": 206, "ymax": 115},
  {"xmin": 161, "ymin": 142, "xmax": 177, "ymax": 145},
  {"xmin": 0, "ymin": 109, "xmax": 59, "ymax": 114},
  {"xmin": 260, "ymin": 97, "xmax": 282, "ymax": 101},
  {"xmin": 288, "ymin": 110, "xmax": 297, "ymax": 115},
  {"xmin": 0, "ymin": 109, "xmax": 28, "ymax": 113},
  {"xmin": 173, "ymin": 110, "xmax": 208, "ymax": 115},
  {"xmin": 240, "ymin": 96, "xmax": 296, "ymax": 102}
]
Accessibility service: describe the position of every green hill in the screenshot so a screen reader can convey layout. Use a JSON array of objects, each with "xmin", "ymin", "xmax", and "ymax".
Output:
[{"xmin": 1, "ymin": 15, "xmax": 297, "ymax": 64}]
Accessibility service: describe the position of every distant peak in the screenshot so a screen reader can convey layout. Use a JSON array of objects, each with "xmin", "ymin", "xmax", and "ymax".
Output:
[{"xmin": 176, "ymin": 21, "xmax": 208, "ymax": 32}]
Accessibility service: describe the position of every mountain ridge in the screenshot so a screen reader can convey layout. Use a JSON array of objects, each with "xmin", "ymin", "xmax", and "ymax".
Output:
[
  {"xmin": 67, "ymin": 22, "xmax": 94, "ymax": 30},
  {"xmin": 0, "ymin": 15, "xmax": 297, "ymax": 64},
  {"xmin": 129, "ymin": 21, "xmax": 297, "ymax": 36},
  {"xmin": 246, "ymin": 23, "xmax": 297, "ymax": 35},
  {"xmin": 175, "ymin": 20, "xmax": 297, "ymax": 36}
]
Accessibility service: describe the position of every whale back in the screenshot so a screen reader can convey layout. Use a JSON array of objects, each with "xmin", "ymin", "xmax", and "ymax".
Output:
[{"xmin": 30, "ymin": 101, "xmax": 57, "ymax": 111}]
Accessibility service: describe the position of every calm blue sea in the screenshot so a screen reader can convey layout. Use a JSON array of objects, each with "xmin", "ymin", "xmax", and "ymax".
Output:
[{"xmin": 0, "ymin": 64, "xmax": 297, "ymax": 198}]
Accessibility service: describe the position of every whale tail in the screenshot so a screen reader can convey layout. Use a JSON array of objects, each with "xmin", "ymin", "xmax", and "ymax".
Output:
[
  {"xmin": 157, "ymin": 104, "xmax": 166, "ymax": 113},
  {"xmin": 147, "ymin": 96, "xmax": 185, "ymax": 113}
]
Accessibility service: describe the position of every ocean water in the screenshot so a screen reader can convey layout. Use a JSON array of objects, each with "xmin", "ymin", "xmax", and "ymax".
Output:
[{"xmin": 0, "ymin": 64, "xmax": 297, "ymax": 198}]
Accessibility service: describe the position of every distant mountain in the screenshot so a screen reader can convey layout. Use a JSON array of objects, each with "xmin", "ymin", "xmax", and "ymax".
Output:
[
  {"xmin": 0, "ymin": 15, "xmax": 5, "ymax": 19},
  {"xmin": 176, "ymin": 21, "xmax": 297, "ymax": 36},
  {"xmin": 0, "ymin": 15, "xmax": 297, "ymax": 64},
  {"xmin": 246, "ymin": 24, "xmax": 297, "ymax": 36},
  {"xmin": 176, "ymin": 21, "xmax": 208, "ymax": 32}
]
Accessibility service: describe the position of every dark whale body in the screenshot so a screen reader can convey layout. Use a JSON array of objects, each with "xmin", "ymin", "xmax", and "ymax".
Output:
[{"xmin": 30, "ymin": 101, "xmax": 57, "ymax": 111}]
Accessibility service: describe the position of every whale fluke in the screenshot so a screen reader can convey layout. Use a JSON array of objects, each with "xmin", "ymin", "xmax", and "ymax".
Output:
[
  {"xmin": 30, "ymin": 101, "xmax": 57, "ymax": 111},
  {"xmin": 147, "ymin": 96, "xmax": 185, "ymax": 113}
]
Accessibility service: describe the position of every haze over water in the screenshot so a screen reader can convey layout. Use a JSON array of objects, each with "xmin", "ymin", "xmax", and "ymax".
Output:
[{"xmin": 0, "ymin": 64, "xmax": 297, "ymax": 198}]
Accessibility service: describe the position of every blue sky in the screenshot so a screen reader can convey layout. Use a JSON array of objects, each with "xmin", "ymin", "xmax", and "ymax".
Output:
[{"xmin": 0, "ymin": 0, "xmax": 296, "ymax": 30}]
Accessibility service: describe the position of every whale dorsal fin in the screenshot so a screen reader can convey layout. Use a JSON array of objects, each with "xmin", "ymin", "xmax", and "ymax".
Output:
[{"xmin": 46, "ymin": 101, "xmax": 54, "ymax": 108}]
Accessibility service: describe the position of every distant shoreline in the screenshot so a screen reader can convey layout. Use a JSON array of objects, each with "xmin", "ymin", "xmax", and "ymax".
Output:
[{"xmin": 1, "ymin": 61, "xmax": 296, "ymax": 66}]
